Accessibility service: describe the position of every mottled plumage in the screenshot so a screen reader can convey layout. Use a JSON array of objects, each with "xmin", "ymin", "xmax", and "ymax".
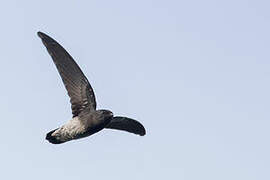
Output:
[{"xmin": 38, "ymin": 31, "xmax": 146, "ymax": 144}]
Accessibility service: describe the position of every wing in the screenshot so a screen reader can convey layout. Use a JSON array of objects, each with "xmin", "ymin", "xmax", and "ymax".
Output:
[
  {"xmin": 106, "ymin": 116, "xmax": 146, "ymax": 136},
  {"xmin": 38, "ymin": 31, "xmax": 96, "ymax": 117}
]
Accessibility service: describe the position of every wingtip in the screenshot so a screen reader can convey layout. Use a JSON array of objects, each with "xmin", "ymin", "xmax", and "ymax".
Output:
[
  {"xmin": 37, "ymin": 31, "xmax": 50, "ymax": 40},
  {"xmin": 37, "ymin": 31, "xmax": 44, "ymax": 38},
  {"xmin": 37, "ymin": 31, "xmax": 57, "ymax": 46},
  {"xmin": 139, "ymin": 122, "xmax": 146, "ymax": 136},
  {"xmin": 140, "ymin": 129, "xmax": 146, "ymax": 136}
]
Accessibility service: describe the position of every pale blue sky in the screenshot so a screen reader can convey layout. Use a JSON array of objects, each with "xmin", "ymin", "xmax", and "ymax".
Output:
[{"xmin": 0, "ymin": 0, "xmax": 270, "ymax": 179}]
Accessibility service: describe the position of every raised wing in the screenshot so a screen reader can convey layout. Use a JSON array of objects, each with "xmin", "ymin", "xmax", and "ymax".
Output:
[
  {"xmin": 106, "ymin": 116, "xmax": 146, "ymax": 136},
  {"xmin": 38, "ymin": 31, "xmax": 96, "ymax": 117}
]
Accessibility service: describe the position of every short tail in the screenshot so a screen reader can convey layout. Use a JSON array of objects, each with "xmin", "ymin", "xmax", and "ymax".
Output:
[{"xmin": 46, "ymin": 129, "xmax": 64, "ymax": 144}]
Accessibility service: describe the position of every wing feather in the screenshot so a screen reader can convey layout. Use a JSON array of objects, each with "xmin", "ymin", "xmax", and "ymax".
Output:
[
  {"xmin": 106, "ymin": 116, "xmax": 146, "ymax": 136},
  {"xmin": 38, "ymin": 31, "xmax": 96, "ymax": 117}
]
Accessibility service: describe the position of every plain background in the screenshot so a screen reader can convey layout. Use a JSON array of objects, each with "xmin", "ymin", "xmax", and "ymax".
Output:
[{"xmin": 0, "ymin": 0, "xmax": 270, "ymax": 179}]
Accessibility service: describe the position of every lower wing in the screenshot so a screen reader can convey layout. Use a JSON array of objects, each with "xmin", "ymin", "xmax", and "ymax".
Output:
[{"xmin": 105, "ymin": 116, "xmax": 146, "ymax": 136}]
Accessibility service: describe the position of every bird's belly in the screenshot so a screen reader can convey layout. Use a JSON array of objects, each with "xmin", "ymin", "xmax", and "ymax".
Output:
[
  {"xmin": 52, "ymin": 117, "xmax": 109, "ymax": 142},
  {"xmin": 52, "ymin": 117, "xmax": 86, "ymax": 142}
]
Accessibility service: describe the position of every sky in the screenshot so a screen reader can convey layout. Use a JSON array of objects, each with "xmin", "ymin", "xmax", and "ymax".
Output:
[{"xmin": 0, "ymin": 0, "xmax": 270, "ymax": 179}]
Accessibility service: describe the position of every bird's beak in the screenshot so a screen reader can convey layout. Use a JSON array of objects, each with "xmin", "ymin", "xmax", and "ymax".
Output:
[{"xmin": 109, "ymin": 112, "xmax": 114, "ymax": 117}]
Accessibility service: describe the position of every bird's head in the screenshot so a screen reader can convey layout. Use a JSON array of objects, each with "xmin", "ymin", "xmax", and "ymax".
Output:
[{"xmin": 97, "ymin": 109, "xmax": 114, "ymax": 123}]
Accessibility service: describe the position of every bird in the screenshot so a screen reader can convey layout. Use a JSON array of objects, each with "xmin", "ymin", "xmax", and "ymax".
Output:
[{"xmin": 37, "ymin": 31, "xmax": 146, "ymax": 144}]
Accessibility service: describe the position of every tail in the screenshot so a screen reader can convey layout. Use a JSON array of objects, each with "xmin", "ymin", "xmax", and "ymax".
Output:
[{"xmin": 46, "ymin": 129, "xmax": 64, "ymax": 144}]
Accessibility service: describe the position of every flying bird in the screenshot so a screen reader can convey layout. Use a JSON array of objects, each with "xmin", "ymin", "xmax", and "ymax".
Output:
[{"xmin": 37, "ymin": 31, "xmax": 146, "ymax": 144}]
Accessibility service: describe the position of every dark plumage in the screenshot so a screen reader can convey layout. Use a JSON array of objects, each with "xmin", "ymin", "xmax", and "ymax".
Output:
[{"xmin": 38, "ymin": 31, "xmax": 146, "ymax": 144}]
